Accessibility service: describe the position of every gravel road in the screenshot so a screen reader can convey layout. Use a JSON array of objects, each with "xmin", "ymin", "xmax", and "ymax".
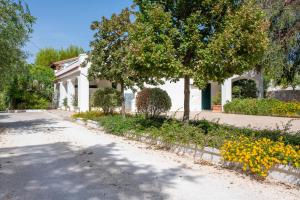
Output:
[{"xmin": 0, "ymin": 112, "xmax": 299, "ymax": 200}]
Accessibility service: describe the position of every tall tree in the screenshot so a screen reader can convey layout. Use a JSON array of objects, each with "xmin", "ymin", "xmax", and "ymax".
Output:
[
  {"xmin": 58, "ymin": 45, "xmax": 85, "ymax": 61},
  {"xmin": 89, "ymin": 9, "xmax": 136, "ymax": 117},
  {"xmin": 260, "ymin": 0, "xmax": 300, "ymax": 89},
  {"xmin": 0, "ymin": 0, "xmax": 35, "ymax": 87},
  {"xmin": 134, "ymin": 0, "xmax": 269, "ymax": 121},
  {"xmin": 128, "ymin": 4, "xmax": 180, "ymax": 85},
  {"xmin": 35, "ymin": 48, "xmax": 59, "ymax": 66},
  {"xmin": 35, "ymin": 46, "xmax": 84, "ymax": 66}
]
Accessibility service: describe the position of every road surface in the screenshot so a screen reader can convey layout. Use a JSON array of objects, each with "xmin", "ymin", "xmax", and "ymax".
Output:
[{"xmin": 0, "ymin": 112, "xmax": 299, "ymax": 200}]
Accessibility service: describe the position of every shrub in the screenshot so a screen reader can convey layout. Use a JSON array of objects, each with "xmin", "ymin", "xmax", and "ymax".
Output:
[
  {"xmin": 72, "ymin": 94, "xmax": 78, "ymax": 107},
  {"xmin": 63, "ymin": 97, "xmax": 68, "ymax": 108},
  {"xmin": 136, "ymin": 88, "xmax": 172, "ymax": 118},
  {"xmin": 212, "ymin": 92, "xmax": 221, "ymax": 105},
  {"xmin": 224, "ymin": 98, "xmax": 300, "ymax": 117},
  {"xmin": 29, "ymin": 97, "xmax": 50, "ymax": 109},
  {"xmin": 232, "ymin": 79, "xmax": 257, "ymax": 99},
  {"xmin": 72, "ymin": 111, "xmax": 104, "ymax": 121},
  {"xmin": 221, "ymin": 137, "xmax": 300, "ymax": 178},
  {"xmin": 92, "ymin": 88, "xmax": 121, "ymax": 114},
  {"xmin": 72, "ymin": 111, "xmax": 300, "ymax": 180},
  {"xmin": 0, "ymin": 92, "xmax": 6, "ymax": 111}
]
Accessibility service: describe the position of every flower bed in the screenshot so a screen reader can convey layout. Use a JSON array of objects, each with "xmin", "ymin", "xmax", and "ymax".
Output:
[
  {"xmin": 72, "ymin": 112, "xmax": 300, "ymax": 180},
  {"xmin": 223, "ymin": 98, "xmax": 300, "ymax": 117}
]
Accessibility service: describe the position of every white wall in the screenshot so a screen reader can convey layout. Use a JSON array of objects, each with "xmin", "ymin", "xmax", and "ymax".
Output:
[{"xmin": 131, "ymin": 79, "xmax": 203, "ymax": 112}]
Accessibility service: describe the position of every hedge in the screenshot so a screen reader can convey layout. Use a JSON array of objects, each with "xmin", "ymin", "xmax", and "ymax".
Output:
[{"xmin": 224, "ymin": 98, "xmax": 300, "ymax": 117}]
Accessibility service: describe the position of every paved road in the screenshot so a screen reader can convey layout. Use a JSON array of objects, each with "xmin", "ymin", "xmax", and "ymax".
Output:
[
  {"xmin": 171, "ymin": 111, "xmax": 300, "ymax": 132},
  {"xmin": 0, "ymin": 112, "xmax": 299, "ymax": 200}
]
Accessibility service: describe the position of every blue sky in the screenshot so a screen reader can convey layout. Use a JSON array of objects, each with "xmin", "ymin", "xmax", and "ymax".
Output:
[{"xmin": 24, "ymin": 0, "xmax": 133, "ymax": 63}]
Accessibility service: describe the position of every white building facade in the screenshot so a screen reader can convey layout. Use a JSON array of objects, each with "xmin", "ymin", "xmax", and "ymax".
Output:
[{"xmin": 53, "ymin": 54, "xmax": 263, "ymax": 112}]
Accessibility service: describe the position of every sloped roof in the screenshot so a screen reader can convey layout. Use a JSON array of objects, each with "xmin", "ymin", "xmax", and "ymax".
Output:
[{"xmin": 50, "ymin": 57, "xmax": 79, "ymax": 69}]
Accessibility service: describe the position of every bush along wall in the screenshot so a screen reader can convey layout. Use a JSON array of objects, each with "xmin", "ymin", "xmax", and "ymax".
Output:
[
  {"xmin": 72, "ymin": 112, "xmax": 300, "ymax": 180},
  {"xmin": 224, "ymin": 98, "xmax": 300, "ymax": 117}
]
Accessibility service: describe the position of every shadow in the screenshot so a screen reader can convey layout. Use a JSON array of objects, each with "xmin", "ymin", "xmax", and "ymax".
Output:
[
  {"xmin": 0, "ymin": 114, "xmax": 9, "ymax": 120},
  {"xmin": 0, "ymin": 142, "xmax": 199, "ymax": 200},
  {"xmin": 0, "ymin": 118, "xmax": 66, "ymax": 135}
]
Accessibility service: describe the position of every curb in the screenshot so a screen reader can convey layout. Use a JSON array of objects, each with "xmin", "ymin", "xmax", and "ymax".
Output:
[{"xmin": 0, "ymin": 109, "xmax": 46, "ymax": 113}]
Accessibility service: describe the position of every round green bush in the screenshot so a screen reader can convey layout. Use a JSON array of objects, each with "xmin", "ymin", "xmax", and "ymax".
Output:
[
  {"xmin": 92, "ymin": 88, "xmax": 121, "ymax": 114},
  {"xmin": 136, "ymin": 88, "xmax": 172, "ymax": 118}
]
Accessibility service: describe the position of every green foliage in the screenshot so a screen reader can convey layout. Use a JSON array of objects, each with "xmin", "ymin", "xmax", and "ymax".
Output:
[
  {"xmin": 134, "ymin": 0, "xmax": 269, "ymax": 120},
  {"xmin": 73, "ymin": 113, "xmax": 300, "ymax": 148},
  {"xmin": 59, "ymin": 45, "xmax": 84, "ymax": 61},
  {"xmin": 0, "ymin": 92, "xmax": 6, "ymax": 111},
  {"xmin": 72, "ymin": 111, "xmax": 105, "ymax": 121},
  {"xmin": 224, "ymin": 98, "xmax": 300, "ymax": 117},
  {"xmin": 2, "ymin": 64, "xmax": 54, "ymax": 109},
  {"xmin": 212, "ymin": 92, "xmax": 221, "ymax": 105},
  {"xmin": 73, "ymin": 111, "xmax": 300, "ymax": 178},
  {"xmin": 232, "ymin": 79, "xmax": 258, "ymax": 99},
  {"xmin": 92, "ymin": 88, "xmax": 121, "ymax": 114},
  {"xmin": 261, "ymin": 0, "xmax": 300, "ymax": 89},
  {"xmin": 194, "ymin": 0, "xmax": 269, "ymax": 85},
  {"xmin": 128, "ymin": 5, "xmax": 180, "ymax": 83},
  {"xmin": 63, "ymin": 98, "xmax": 68, "ymax": 108},
  {"xmin": 35, "ymin": 45, "xmax": 84, "ymax": 66},
  {"xmin": 72, "ymin": 94, "xmax": 78, "ymax": 107},
  {"xmin": 136, "ymin": 88, "xmax": 172, "ymax": 118},
  {"xmin": 89, "ymin": 8, "xmax": 137, "ymax": 116},
  {"xmin": 29, "ymin": 65, "xmax": 55, "ymax": 100},
  {"xmin": 0, "ymin": 0, "xmax": 35, "ymax": 87},
  {"xmin": 35, "ymin": 48, "xmax": 59, "ymax": 66}
]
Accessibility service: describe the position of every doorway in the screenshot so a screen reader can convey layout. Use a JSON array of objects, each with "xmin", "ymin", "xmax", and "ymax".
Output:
[{"xmin": 202, "ymin": 84, "xmax": 211, "ymax": 110}]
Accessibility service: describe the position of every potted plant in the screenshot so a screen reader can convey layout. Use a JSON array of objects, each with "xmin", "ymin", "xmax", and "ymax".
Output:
[
  {"xmin": 63, "ymin": 97, "xmax": 69, "ymax": 111},
  {"xmin": 72, "ymin": 94, "xmax": 79, "ymax": 112},
  {"xmin": 212, "ymin": 92, "xmax": 222, "ymax": 112}
]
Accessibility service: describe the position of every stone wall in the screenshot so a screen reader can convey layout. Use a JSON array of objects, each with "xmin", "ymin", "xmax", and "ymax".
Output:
[{"xmin": 267, "ymin": 90, "xmax": 300, "ymax": 102}]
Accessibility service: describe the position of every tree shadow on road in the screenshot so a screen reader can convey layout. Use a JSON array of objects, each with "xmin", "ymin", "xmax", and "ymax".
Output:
[
  {"xmin": 0, "ymin": 118, "xmax": 66, "ymax": 134},
  {"xmin": 0, "ymin": 141, "xmax": 199, "ymax": 200}
]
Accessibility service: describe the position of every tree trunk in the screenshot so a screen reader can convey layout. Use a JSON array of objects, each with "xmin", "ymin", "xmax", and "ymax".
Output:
[
  {"xmin": 183, "ymin": 76, "xmax": 190, "ymax": 122},
  {"xmin": 120, "ymin": 82, "xmax": 126, "ymax": 118}
]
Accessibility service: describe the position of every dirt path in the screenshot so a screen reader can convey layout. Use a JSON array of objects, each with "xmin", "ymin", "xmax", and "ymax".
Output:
[{"xmin": 0, "ymin": 112, "xmax": 299, "ymax": 200}]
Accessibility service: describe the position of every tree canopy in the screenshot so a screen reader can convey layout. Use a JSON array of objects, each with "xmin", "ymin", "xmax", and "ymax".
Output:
[
  {"xmin": 0, "ymin": 0, "xmax": 35, "ymax": 87},
  {"xmin": 89, "ymin": 8, "xmax": 135, "ymax": 116},
  {"xmin": 133, "ymin": 0, "xmax": 269, "ymax": 120},
  {"xmin": 35, "ymin": 45, "xmax": 84, "ymax": 66},
  {"xmin": 261, "ymin": 0, "xmax": 300, "ymax": 89},
  {"xmin": 2, "ymin": 64, "xmax": 55, "ymax": 109}
]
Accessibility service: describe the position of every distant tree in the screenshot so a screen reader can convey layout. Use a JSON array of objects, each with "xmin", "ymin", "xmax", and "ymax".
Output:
[
  {"xmin": 134, "ymin": 0, "xmax": 269, "ymax": 121},
  {"xmin": 58, "ymin": 45, "xmax": 85, "ymax": 61},
  {"xmin": 35, "ymin": 48, "xmax": 59, "ymax": 66},
  {"xmin": 29, "ymin": 65, "xmax": 55, "ymax": 100},
  {"xmin": 35, "ymin": 45, "xmax": 84, "ymax": 66},
  {"xmin": 0, "ymin": 0, "xmax": 35, "ymax": 88},
  {"xmin": 89, "ymin": 8, "xmax": 138, "ymax": 117},
  {"xmin": 260, "ymin": 0, "xmax": 300, "ymax": 89}
]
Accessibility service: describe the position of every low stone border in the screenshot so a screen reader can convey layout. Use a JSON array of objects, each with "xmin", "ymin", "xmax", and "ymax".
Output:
[
  {"xmin": 0, "ymin": 109, "xmax": 46, "ymax": 113},
  {"xmin": 74, "ymin": 117, "xmax": 300, "ymax": 186}
]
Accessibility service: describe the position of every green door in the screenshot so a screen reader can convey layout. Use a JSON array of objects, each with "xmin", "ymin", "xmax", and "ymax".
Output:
[{"xmin": 202, "ymin": 84, "xmax": 211, "ymax": 110}]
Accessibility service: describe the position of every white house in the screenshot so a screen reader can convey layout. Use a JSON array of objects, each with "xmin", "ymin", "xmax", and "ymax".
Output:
[{"xmin": 52, "ymin": 54, "xmax": 263, "ymax": 112}]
